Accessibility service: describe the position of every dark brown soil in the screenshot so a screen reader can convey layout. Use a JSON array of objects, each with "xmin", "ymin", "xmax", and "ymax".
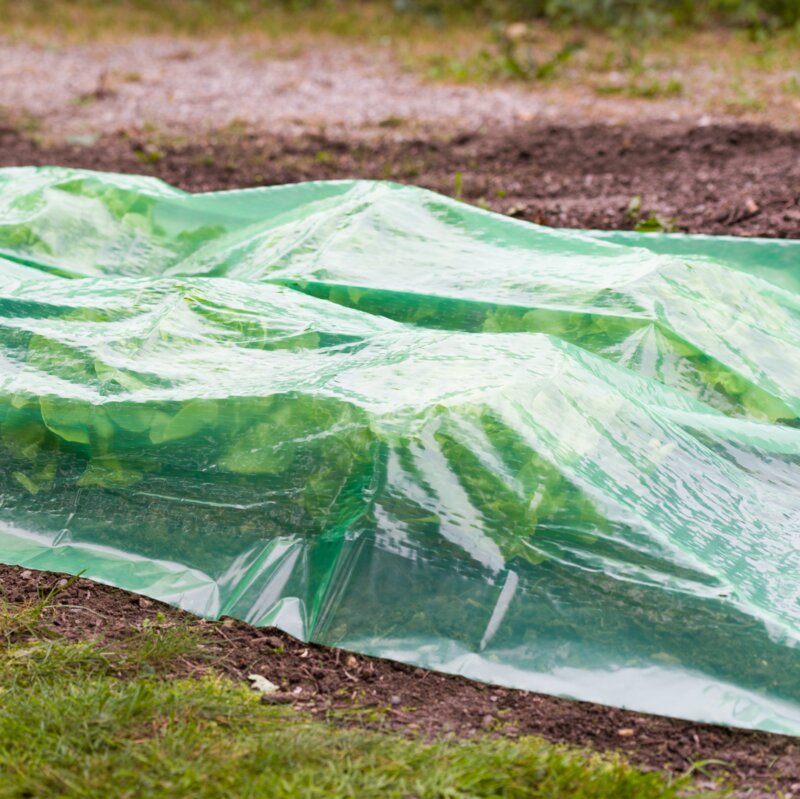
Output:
[
  {"xmin": 1, "ymin": 120, "xmax": 800, "ymax": 237},
  {"xmin": 1, "ymin": 120, "xmax": 800, "ymax": 796},
  {"xmin": 2, "ymin": 563, "xmax": 799, "ymax": 798}
]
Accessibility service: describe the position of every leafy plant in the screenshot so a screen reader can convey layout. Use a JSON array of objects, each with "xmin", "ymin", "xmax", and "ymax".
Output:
[
  {"xmin": 492, "ymin": 22, "xmax": 585, "ymax": 80},
  {"xmin": 634, "ymin": 214, "xmax": 678, "ymax": 232},
  {"xmin": 625, "ymin": 195, "xmax": 679, "ymax": 232}
]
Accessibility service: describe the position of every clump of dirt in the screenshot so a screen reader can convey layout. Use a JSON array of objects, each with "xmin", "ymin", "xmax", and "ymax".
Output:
[
  {"xmin": 2, "ymin": 120, "xmax": 799, "ymax": 237},
  {"xmin": 1, "ymin": 565, "xmax": 798, "ymax": 798}
]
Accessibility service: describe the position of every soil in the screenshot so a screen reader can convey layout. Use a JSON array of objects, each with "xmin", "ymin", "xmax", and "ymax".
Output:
[
  {"xmin": 1, "ymin": 120, "xmax": 799, "ymax": 237},
  {"xmin": 1, "ymin": 120, "xmax": 800, "ymax": 797},
  {"xmin": 2, "ymin": 564, "xmax": 799, "ymax": 798}
]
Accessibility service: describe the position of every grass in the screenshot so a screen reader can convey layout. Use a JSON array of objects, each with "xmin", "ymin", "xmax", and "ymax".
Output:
[
  {"xmin": 0, "ymin": 588, "xmax": 714, "ymax": 798},
  {"xmin": 595, "ymin": 77, "xmax": 684, "ymax": 98},
  {"xmin": 782, "ymin": 75, "xmax": 800, "ymax": 94},
  {"xmin": 724, "ymin": 78, "xmax": 770, "ymax": 113},
  {"xmin": 0, "ymin": 1, "xmax": 412, "ymax": 43},
  {"xmin": 1, "ymin": 0, "xmax": 799, "ymax": 39}
]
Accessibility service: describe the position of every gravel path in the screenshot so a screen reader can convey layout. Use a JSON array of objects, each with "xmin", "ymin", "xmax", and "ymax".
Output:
[{"xmin": 0, "ymin": 36, "xmax": 732, "ymax": 138}]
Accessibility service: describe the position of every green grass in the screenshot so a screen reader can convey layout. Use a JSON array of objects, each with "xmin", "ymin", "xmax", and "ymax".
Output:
[
  {"xmin": 0, "ymin": 0, "xmax": 407, "ymax": 42},
  {"xmin": 0, "ymin": 591, "xmax": 712, "ymax": 798},
  {"xmin": 0, "ymin": 0, "xmax": 798, "ymax": 37},
  {"xmin": 782, "ymin": 75, "xmax": 800, "ymax": 94},
  {"xmin": 1, "ymin": 0, "xmax": 799, "ymax": 50},
  {"xmin": 595, "ymin": 77, "xmax": 684, "ymax": 98}
]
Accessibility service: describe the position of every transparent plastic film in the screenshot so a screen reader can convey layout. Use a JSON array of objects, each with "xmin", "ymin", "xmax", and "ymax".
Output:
[{"xmin": 0, "ymin": 167, "xmax": 798, "ymax": 734}]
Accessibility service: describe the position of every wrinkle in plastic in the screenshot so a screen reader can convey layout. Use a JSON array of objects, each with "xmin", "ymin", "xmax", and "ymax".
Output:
[{"xmin": 0, "ymin": 167, "xmax": 798, "ymax": 734}]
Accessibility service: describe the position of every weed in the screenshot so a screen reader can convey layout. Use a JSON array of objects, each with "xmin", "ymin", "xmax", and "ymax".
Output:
[
  {"xmin": 492, "ymin": 23, "xmax": 585, "ymax": 81},
  {"xmin": 625, "ymin": 195, "xmax": 678, "ymax": 232},
  {"xmin": 0, "ymin": 574, "xmax": 80, "ymax": 645},
  {"xmin": 634, "ymin": 214, "xmax": 678, "ymax": 233},
  {"xmin": 596, "ymin": 77, "xmax": 683, "ymax": 98},
  {"xmin": 116, "ymin": 620, "xmax": 211, "ymax": 676},
  {"xmin": 135, "ymin": 147, "xmax": 165, "ymax": 164},
  {"xmin": 378, "ymin": 115, "xmax": 407, "ymax": 128},
  {"xmin": 725, "ymin": 79, "xmax": 768, "ymax": 113},
  {"xmin": 423, "ymin": 25, "xmax": 584, "ymax": 83},
  {"xmin": 781, "ymin": 75, "xmax": 800, "ymax": 94},
  {"xmin": 626, "ymin": 194, "xmax": 643, "ymax": 220},
  {"xmin": 725, "ymin": 93, "xmax": 768, "ymax": 113},
  {"xmin": 454, "ymin": 171, "xmax": 464, "ymax": 200}
]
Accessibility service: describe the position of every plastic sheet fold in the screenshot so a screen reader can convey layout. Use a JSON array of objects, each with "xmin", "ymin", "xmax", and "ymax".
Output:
[{"xmin": 0, "ymin": 167, "xmax": 798, "ymax": 734}]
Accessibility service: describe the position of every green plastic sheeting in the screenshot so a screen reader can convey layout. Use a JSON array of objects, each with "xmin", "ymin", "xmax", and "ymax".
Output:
[{"xmin": 0, "ymin": 167, "xmax": 798, "ymax": 735}]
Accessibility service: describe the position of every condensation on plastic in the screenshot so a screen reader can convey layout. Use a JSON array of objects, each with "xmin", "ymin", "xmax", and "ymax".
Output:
[{"xmin": 0, "ymin": 167, "xmax": 798, "ymax": 735}]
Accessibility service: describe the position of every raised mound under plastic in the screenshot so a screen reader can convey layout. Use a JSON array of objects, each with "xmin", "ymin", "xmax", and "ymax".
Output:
[{"xmin": 0, "ymin": 168, "xmax": 798, "ymax": 734}]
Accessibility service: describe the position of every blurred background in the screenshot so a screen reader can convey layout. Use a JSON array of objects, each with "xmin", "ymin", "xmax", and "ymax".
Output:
[{"xmin": 1, "ymin": 0, "xmax": 799, "ymax": 235}]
